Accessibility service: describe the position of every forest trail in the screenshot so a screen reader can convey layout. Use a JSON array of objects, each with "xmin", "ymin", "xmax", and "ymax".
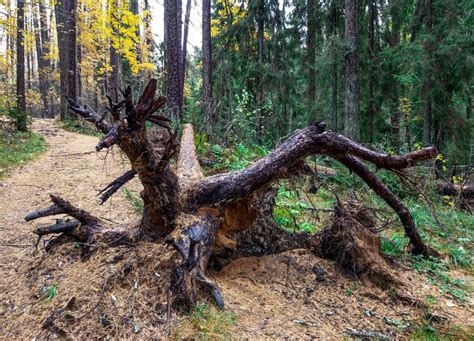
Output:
[{"xmin": 0, "ymin": 120, "xmax": 472, "ymax": 339}]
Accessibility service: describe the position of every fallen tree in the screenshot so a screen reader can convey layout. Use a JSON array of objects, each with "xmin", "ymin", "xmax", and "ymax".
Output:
[{"xmin": 26, "ymin": 79, "xmax": 439, "ymax": 309}]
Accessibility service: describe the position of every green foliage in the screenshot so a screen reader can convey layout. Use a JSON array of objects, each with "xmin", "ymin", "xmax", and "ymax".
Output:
[
  {"xmin": 123, "ymin": 188, "xmax": 144, "ymax": 214},
  {"xmin": 196, "ymin": 137, "xmax": 268, "ymax": 172},
  {"xmin": 410, "ymin": 319, "xmax": 473, "ymax": 340},
  {"xmin": 59, "ymin": 119, "xmax": 103, "ymax": 137},
  {"xmin": 173, "ymin": 304, "xmax": 236, "ymax": 340},
  {"xmin": 410, "ymin": 256, "xmax": 469, "ymax": 302},
  {"xmin": 0, "ymin": 130, "xmax": 45, "ymax": 178},
  {"xmin": 5, "ymin": 107, "xmax": 29, "ymax": 132},
  {"xmin": 344, "ymin": 283, "xmax": 358, "ymax": 297},
  {"xmin": 39, "ymin": 285, "xmax": 59, "ymax": 304},
  {"xmin": 273, "ymin": 184, "xmax": 323, "ymax": 234},
  {"xmin": 380, "ymin": 233, "xmax": 408, "ymax": 256}
]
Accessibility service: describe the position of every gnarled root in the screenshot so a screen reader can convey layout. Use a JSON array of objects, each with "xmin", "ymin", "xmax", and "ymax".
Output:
[
  {"xmin": 320, "ymin": 203, "xmax": 401, "ymax": 289},
  {"xmin": 166, "ymin": 214, "xmax": 224, "ymax": 309}
]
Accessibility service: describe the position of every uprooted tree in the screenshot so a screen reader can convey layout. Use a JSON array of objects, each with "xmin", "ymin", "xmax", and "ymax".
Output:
[{"xmin": 26, "ymin": 79, "xmax": 440, "ymax": 309}]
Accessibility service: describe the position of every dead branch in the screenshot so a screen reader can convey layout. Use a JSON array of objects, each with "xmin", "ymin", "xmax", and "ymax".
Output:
[
  {"xmin": 33, "ymin": 219, "xmax": 81, "ymax": 236},
  {"xmin": 25, "ymin": 205, "xmax": 66, "ymax": 222},
  {"xmin": 98, "ymin": 169, "xmax": 137, "ymax": 204},
  {"xmin": 336, "ymin": 155, "xmax": 438, "ymax": 257}
]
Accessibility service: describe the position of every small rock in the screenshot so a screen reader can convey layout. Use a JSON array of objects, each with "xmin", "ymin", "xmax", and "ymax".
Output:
[
  {"xmin": 312, "ymin": 266, "xmax": 326, "ymax": 282},
  {"xmin": 133, "ymin": 323, "xmax": 141, "ymax": 333}
]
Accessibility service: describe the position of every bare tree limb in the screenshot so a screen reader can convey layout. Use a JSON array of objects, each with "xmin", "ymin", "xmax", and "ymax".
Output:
[{"xmin": 98, "ymin": 169, "xmax": 137, "ymax": 204}]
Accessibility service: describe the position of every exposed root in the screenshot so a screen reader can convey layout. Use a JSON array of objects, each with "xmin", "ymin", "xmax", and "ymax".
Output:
[
  {"xmin": 165, "ymin": 214, "xmax": 224, "ymax": 309},
  {"xmin": 25, "ymin": 195, "xmax": 137, "ymax": 254},
  {"xmin": 320, "ymin": 203, "xmax": 400, "ymax": 289}
]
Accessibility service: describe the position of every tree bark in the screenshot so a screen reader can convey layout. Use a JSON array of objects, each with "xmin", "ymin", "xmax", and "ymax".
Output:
[
  {"xmin": 331, "ymin": 0, "xmax": 338, "ymax": 131},
  {"xmin": 389, "ymin": 0, "xmax": 401, "ymax": 152},
  {"xmin": 164, "ymin": 0, "xmax": 182, "ymax": 121},
  {"xmin": 33, "ymin": 3, "xmax": 50, "ymax": 118},
  {"xmin": 306, "ymin": 0, "xmax": 317, "ymax": 122},
  {"xmin": 344, "ymin": 0, "xmax": 360, "ymax": 141},
  {"xmin": 109, "ymin": 0, "xmax": 121, "ymax": 95},
  {"xmin": 54, "ymin": 0, "xmax": 70, "ymax": 119},
  {"xmin": 422, "ymin": 0, "xmax": 433, "ymax": 147},
  {"xmin": 16, "ymin": 0, "xmax": 27, "ymax": 131},
  {"xmin": 180, "ymin": 0, "xmax": 192, "ymax": 106},
  {"xmin": 255, "ymin": 0, "xmax": 265, "ymax": 144},
  {"xmin": 202, "ymin": 0, "xmax": 213, "ymax": 133},
  {"xmin": 367, "ymin": 0, "xmax": 376, "ymax": 143}
]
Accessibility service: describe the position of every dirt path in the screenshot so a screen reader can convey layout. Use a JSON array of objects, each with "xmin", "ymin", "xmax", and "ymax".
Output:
[
  {"xmin": 0, "ymin": 120, "xmax": 472, "ymax": 339},
  {"xmin": 0, "ymin": 119, "xmax": 142, "ymax": 337}
]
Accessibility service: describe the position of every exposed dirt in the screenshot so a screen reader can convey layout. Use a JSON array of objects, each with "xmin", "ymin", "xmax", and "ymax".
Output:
[{"xmin": 0, "ymin": 119, "xmax": 472, "ymax": 339}]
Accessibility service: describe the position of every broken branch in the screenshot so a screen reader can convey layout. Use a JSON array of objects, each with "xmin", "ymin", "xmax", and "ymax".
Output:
[{"xmin": 98, "ymin": 169, "xmax": 137, "ymax": 204}]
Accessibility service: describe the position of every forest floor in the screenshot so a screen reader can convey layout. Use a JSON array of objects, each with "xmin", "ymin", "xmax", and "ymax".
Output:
[{"xmin": 0, "ymin": 119, "xmax": 472, "ymax": 339}]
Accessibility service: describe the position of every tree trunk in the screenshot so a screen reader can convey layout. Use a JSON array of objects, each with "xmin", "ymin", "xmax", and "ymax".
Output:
[
  {"xmin": 422, "ymin": 0, "xmax": 433, "ymax": 147},
  {"xmin": 33, "ymin": 3, "xmax": 50, "ymax": 118},
  {"xmin": 389, "ymin": 0, "xmax": 401, "ymax": 152},
  {"xmin": 344, "ymin": 0, "xmax": 360, "ymax": 141},
  {"xmin": 66, "ymin": 0, "xmax": 77, "ymax": 107},
  {"xmin": 307, "ymin": 0, "xmax": 317, "ymax": 122},
  {"xmin": 164, "ymin": 0, "xmax": 182, "ymax": 120},
  {"xmin": 202, "ymin": 0, "xmax": 213, "ymax": 133},
  {"xmin": 367, "ymin": 0, "xmax": 376, "ymax": 143},
  {"xmin": 26, "ymin": 12, "xmax": 32, "ymax": 91},
  {"xmin": 255, "ymin": 0, "xmax": 265, "ymax": 144},
  {"xmin": 331, "ymin": 0, "xmax": 338, "ymax": 131},
  {"xmin": 16, "ymin": 0, "xmax": 27, "ymax": 131},
  {"xmin": 180, "ymin": 0, "xmax": 192, "ymax": 108},
  {"xmin": 109, "ymin": 0, "xmax": 121, "ymax": 95},
  {"xmin": 54, "ymin": 0, "xmax": 69, "ymax": 119}
]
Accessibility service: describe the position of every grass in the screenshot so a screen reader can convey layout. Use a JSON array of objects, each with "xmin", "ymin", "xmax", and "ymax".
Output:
[
  {"xmin": 410, "ymin": 319, "xmax": 473, "ymax": 340},
  {"xmin": 38, "ymin": 284, "xmax": 59, "ymax": 305},
  {"xmin": 0, "ymin": 130, "xmax": 46, "ymax": 179},
  {"xmin": 124, "ymin": 188, "xmax": 144, "ymax": 214},
  {"xmin": 173, "ymin": 304, "xmax": 237, "ymax": 339},
  {"xmin": 59, "ymin": 118, "xmax": 103, "ymax": 137}
]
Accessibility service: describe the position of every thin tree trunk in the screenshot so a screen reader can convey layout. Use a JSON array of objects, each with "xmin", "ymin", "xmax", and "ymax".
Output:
[
  {"xmin": 331, "ymin": 0, "xmax": 338, "ymax": 131},
  {"xmin": 109, "ymin": 0, "xmax": 121, "ymax": 96},
  {"xmin": 55, "ymin": 0, "xmax": 68, "ymax": 119},
  {"xmin": 66, "ymin": 0, "xmax": 77, "ymax": 109},
  {"xmin": 27, "ymin": 48, "xmax": 32, "ymax": 90},
  {"xmin": 26, "ymin": 12, "xmax": 32, "ymax": 90},
  {"xmin": 34, "ymin": 4, "xmax": 50, "ymax": 118},
  {"xmin": 367, "ymin": 0, "xmax": 376, "ymax": 143},
  {"xmin": 344, "ymin": 0, "xmax": 360, "ymax": 141},
  {"xmin": 16, "ymin": 0, "xmax": 27, "ymax": 130},
  {"xmin": 164, "ymin": 0, "xmax": 182, "ymax": 120},
  {"xmin": 422, "ymin": 0, "xmax": 433, "ymax": 147},
  {"xmin": 202, "ymin": 0, "xmax": 213, "ymax": 132},
  {"xmin": 390, "ymin": 0, "xmax": 401, "ymax": 152},
  {"xmin": 255, "ymin": 0, "xmax": 265, "ymax": 144},
  {"xmin": 307, "ymin": 0, "xmax": 317, "ymax": 122},
  {"xmin": 181, "ymin": 0, "xmax": 192, "ymax": 110}
]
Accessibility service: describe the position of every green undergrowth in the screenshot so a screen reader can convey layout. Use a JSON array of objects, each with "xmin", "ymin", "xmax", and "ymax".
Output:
[
  {"xmin": 195, "ymin": 132, "xmax": 269, "ymax": 173},
  {"xmin": 173, "ymin": 304, "xmax": 237, "ymax": 340},
  {"xmin": 123, "ymin": 188, "xmax": 144, "ymax": 214},
  {"xmin": 410, "ymin": 319, "xmax": 473, "ymax": 340},
  {"xmin": 0, "ymin": 130, "xmax": 46, "ymax": 178},
  {"xmin": 59, "ymin": 118, "xmax": 104, "ymax": 137}
]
